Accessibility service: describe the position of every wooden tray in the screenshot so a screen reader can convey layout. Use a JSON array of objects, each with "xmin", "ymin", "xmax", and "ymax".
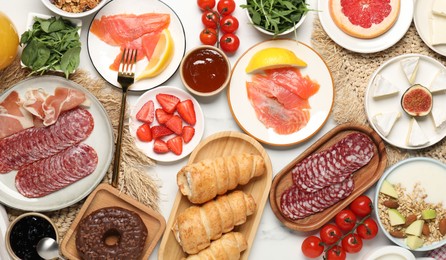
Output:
[
  {"xmin": 60, "ymin": 183, "xmax": 166, "ymax": 259},
  {"xmin": 158, "ymin": 131, "xmax": 273, "ymax": 260},
  {"xmin": 269, "ymin": 123, "xmax": 387, "ymax": 232}
]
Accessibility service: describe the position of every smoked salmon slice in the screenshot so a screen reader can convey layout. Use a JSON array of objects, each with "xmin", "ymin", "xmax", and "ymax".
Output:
[{"xmin": 265, "ymin": 68, "xmax": 320, "ymax": 99}]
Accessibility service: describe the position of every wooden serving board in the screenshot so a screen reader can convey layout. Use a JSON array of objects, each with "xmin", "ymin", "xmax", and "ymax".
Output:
[
  {"xmin": 158, "ymin": 131, "xmax": 273, "ymax": 260},
  {"xmin": 269, "ymin": 123, "xmax": 387, "ymax": 231},
  {"xmin": 60, "ymin": 183, "xmax": 166, "ymax": 260}
]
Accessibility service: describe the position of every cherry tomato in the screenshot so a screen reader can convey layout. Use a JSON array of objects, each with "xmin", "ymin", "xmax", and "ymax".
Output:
[
  {"xmin": 301, "ymin": 236, "xmax": 324, "ymax": 258},
  {"xmin": 136, "ymin": 124, "xmax": 152, "ymax": 142},
  {"xmin": 335, "ymin": 209, "xmax": 357, "ymax": 232},
  {"xmin": 356, "ymin": 217, "xmax": 379, "ymax": 240},
  {"xmin": 217, "ymin": 0, "xmax": 235, "ymax": 16},
  {"xmin": 350, "ymin": 195, "xmax": 373, "ymax": 218},
  {"xmin": 199, "ymin": 28, "xmax": 218, "ymax": 45},
  {"xmin": 341, "ymin": 233, "xmax": 363, "ymax": 254},
  {"xmin": 197, "ymin": 0, "xmax": 215, "ymax": 11},
  {"xmin": 220, "ymin": 15, "xmax": 239, "ymax": 33},
  {"xmin": 325, "ymin": 245, "xmax": 346, "ymax": 260},
  {"xmin": 201, "ymin": 10, "xmax": 219, "ymax": 29},
  {"xmin": 220, "ymin": 33, "xmax": 239, "ymax": 53},
  {"xmin": 320, "ymin": 223, "xmax": 342, "ymax": 245}
]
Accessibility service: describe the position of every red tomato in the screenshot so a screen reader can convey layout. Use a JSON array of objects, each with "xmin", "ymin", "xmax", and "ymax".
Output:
[
  {"xmin": 335, "ymin": 209, "xmax": 357, "ymax": 232},
  {"xmin": 320, "ymin": 223, "xmax": 342, "ymax": 245},
  {"xmin": 201, "ymin": 10, "xmax": 219, "ymax": 29},
  {"xmin": 220, "ymin": 15, "xmax": 239, "ymax": 33},
  {"xmin": 220, "ymin": 33, "xmax": 239, "ymax": 53},
  {"xmin": 350, "ymin": 195, "xmax": 373, "ymax": 218},
  {"xmin": 197, "ymin": 0, "xmax": 215, "ymax": 11},
  {"xmin": 199, "ymin": 28, "xmax": 218, "ymax": 45},
  {"xmin": 325, "ymin": 245, "xmax": 346, "ymax": 260},
  {"xmin": 301, "ymin": 236, "xmax": 324, "ymax": 258},
  {"xmin": 217, "ymin": 0, "xmax": 235, "ymax": 16},
  {"xmin": 341, "ymin": 233, "xmax": 363, "ymax": 253},
  {"xmin": 356, "ymin": 217, "xmax": 379, "ymax": 240}
]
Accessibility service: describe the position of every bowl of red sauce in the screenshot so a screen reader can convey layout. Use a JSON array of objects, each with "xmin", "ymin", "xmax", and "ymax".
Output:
[{"xmin": 180, "ymin": 45, "xmax": 231, "ymax": 97}]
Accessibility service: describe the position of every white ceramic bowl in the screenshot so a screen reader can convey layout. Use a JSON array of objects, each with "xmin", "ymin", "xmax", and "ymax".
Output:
[
  {"xmin": 362, "ymin": 245, "xmax": 416, "ymax": 260},
  {"xmin": 40, "ymin": 0, "xmax": 107, "ymax": 18}
]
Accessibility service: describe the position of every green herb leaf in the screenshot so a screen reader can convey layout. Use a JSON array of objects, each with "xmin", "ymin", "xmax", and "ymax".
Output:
[{"xmin": 60, "ymin": 47, "xmax": 81, "ymax": 78}]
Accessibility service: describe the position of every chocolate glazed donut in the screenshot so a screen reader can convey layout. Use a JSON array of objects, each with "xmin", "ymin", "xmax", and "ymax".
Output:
[{"xmin": 76, "ymin": 207, "xmax": 148, "ymax": 259}]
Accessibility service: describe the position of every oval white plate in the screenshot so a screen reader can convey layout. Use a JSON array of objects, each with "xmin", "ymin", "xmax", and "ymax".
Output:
[
  {"xmin": 318, "ymin": 0, "xmax": 413, "ymax": 53},
  {"xmin": 228, "ymin": 39, "xmax": 334, "ymax": 146},
  {"xmin": 129, "ymin": 86, "xmax": 204, "ymax": 162},
  {"xmin": 0, "ymin": 76, "xmax": 113, "ymax": 211},
  {"xmin": 364, "ymin": 54, "xmax": 446, "ymax": 150},
  {"xmin": 414, "ymin": 0, "xmax": 446, "ymax": 57},
  {"xmin": 87, "ymin": 0, "xmax": 186, "ymax": 91}
]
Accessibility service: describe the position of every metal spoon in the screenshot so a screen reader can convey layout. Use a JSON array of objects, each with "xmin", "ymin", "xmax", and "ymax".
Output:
[{"xmin": 36, "ymin": 237, "xmax": 66, "ymax": 260}]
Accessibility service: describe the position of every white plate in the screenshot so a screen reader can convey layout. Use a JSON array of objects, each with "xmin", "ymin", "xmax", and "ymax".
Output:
[
  {"xmin": 228, "ymin": 39, "xmax": 334, "ymax": 146},
  {"xmin": 318, "ymin": 0, "xmax": 414, "ymax": 53},
  {"xmin": 0, "ymin": 204, "xmax": 9, "ymax": 260},
  {"xmin": 364, "ymin": 54, "xmax": 446, "ymax": 150},
  {"xmin": 87, "ymin": 0, "xmax": 186, "ymax": 91},
  {"xmin": 129, "ymin": 86, "xmax": 204, "ymax": 162},
  {"xmin": 0, "ymin": 76, "xmax": 114, "ymax": 211},
  {"xmin": 414, "ymin": 0, "xmax": 446, "ymax": 57}
]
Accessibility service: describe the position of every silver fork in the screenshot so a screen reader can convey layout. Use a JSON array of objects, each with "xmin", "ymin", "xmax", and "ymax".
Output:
[{"xmin": 111, "ymin": 48, "xmax": 137, "ymax": 188}]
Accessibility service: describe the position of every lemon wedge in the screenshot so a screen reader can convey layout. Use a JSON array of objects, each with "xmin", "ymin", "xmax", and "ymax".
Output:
[
  {"xmin": 245, "ymin": 47, "xmax": 307, "ymax": 74},
  {"xmin": 137, "ymin": 29, "xmax": 174, "ymax": 80}
]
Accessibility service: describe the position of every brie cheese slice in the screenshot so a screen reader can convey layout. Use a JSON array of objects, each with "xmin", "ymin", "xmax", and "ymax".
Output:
[
  {"xmin": 400, "ymin": 57, "xmax": 420, "ymax": 84},
  {"xmin": 433, "ymin": 0, "xmax": 446, "ymax": 17},
  {"xmin": 431, "ymin": 14, "xmax": 446, "ymax": 45},
  {"xmin": 373, "ymin": 111, "xmax": 401, "ymax": 137},
  {"xmin": 431, "ymin": 101, "xmax": 446, "ymax": 129},
  {"xmin": 372, "ymin": 74, "xmax": 400, "ymax": 98},
  {"xmin": 406, "ymin": 118, "xmax": 429, "ymax": 147},
  {"xmin": 429, "ymin": 70, "xmax": 446, "ymax": 92}
]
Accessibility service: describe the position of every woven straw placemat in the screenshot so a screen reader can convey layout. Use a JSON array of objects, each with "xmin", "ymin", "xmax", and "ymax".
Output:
[
  {"xmin": 0, "ymin": 57, "xmax": 159, "ymax": 239},
  {"xmin": 311, "ymin": 19, "xmax": 446, "ymax": 165}
]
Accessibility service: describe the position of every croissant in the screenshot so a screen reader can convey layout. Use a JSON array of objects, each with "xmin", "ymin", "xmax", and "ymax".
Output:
[
  {"xmin": 172, "ymin": 190, "xmax": 256, "ymax": 254},
  {"xmin": 177, "ymin": 153, "xmax": 265, "ymax": 204},
  {"xmin": 183, "ymin": 232, "xmax": 248, "ymax": 260}
]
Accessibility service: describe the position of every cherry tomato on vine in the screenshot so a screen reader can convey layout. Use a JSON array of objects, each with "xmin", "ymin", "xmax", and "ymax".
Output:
[
  {"xmin": 356, "ymin": 217, "xmax": 379, "ymax": 240},
  {"xmin": 341, "ymin": 233, "xmax": 363, "ymax": 253},
  {"xmin": 220, "ymin": 33, "xmax": 239, "ymax": 53},
  {"xmin": 197, "ymin": 0, "xmax": 215, "ymax": 11},
  {"xmin": 326, "ymin": 245, "xmax": 346, "ymax": 260},
  {"xmin": 320, "ymin": 223, "xmax": 342, "ymax": 245},
  {"xmin": 335, "ymin": 209, "xmax": 357, "ymax": 232},
  {"xmin": 350, "ymin": 195, "xmax": 373, "ymax": 218},
  {"xmin": 301, "ymin": 236, "xmax": 324, "ymax": 258},
  {"xmin": 217, "ymin": 0, "xmax": 235, "ymax": 16},
  {"xmin": 199, "ymin": 28, "xmax": 218, "ymax": 45},
  {"xmin": 220, "ymin": 15, "xmax": 239, "ymax": 33},
  {"xmin": 201, "ymin": 10, "xmax": 219, "ymax": 29}
]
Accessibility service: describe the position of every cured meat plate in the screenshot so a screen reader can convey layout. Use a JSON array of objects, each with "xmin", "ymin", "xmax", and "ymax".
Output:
[
  {"xmin": 158, "ymin": 131, "xmax": 273, "ymax": 260},
  {"xmin": 0, "ymin": 76, "xmax": 113, "ymax": 211},
  {"xmin": 269, "ymin": 123, "xmax": 387, "ymax": 231}
]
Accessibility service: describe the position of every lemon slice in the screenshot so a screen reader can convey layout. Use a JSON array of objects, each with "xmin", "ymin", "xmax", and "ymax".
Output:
[
  {"xmin": 245, "ymin": 47, "xmax": 307, "ymax": 74},
  {"xmin": 137, "ymin": 29, "xmax": 174, "ymax": 80}
]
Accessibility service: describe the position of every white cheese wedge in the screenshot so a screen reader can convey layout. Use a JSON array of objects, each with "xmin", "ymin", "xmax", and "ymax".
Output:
[
  {"xmin": 400, "ymin": 57, "xmax": 420, "ymax": 84},
  {"xmin": 372, "ymin": 74, "xmax": 400, "ymax": 98},
  {"xmin": 406, "ymin": 118, "xmax": 429, "ymax": 147},
  {"xmin": 433, "ymin": 0, "xmax": 446, "ymax": 17},
  {"xmin": 373, "ymin": 111, "xmax": 401, "ymax": 137},
  {"xmin": 430, "ymin": 14, "xmax": 446, "ymax": 45},
  {"xmin": 429, "ymin": 70, "xmax": 446, "ymax": 92},
  {"xmin": 431, "ymin": 101, "xmax": 446, "ymax": 128}
]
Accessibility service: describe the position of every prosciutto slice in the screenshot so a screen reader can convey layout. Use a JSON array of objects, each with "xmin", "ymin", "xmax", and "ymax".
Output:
[
  {"xmin": 0, "ymin": 91, "xmax": 34, "ymax": 139},
  {"xmin": 41, "ymin": 87, "xmax": 88, "ymax": 126}
]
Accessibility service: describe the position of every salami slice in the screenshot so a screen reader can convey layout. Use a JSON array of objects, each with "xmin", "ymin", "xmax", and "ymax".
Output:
[
  {"xmin": 15, "ymin": 143, "xmax": 98, "ymax": 198},
  {"xmin": 0, "ymin": 108, "xmax": 94, "ymax": 174}
]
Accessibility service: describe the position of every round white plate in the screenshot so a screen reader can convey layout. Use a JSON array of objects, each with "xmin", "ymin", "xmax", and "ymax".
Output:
[
  {"xmin": 0, "ymin": 76, "xmax": 114, "ymax": 211},
  {"xmin": 318, "ymin": 0, "xmax": 414, "ymax": 53},
  {"xmin": 364, "ymin": 54, "xmax": 446, "ymax": 150},
  {"xmin": 87, "ymin": 0, "xmax": 186, "ymax": 91},
  {"xmin": 129, "ymin": 86, "xmax": 204, "ymax": 162},
  {"xmin": 414, "ymin": 0, "xmax": 446, "ymax": 57},
  {"xmin": 228, "ymin": 39, "xmax": 334, "ymax": 146}
]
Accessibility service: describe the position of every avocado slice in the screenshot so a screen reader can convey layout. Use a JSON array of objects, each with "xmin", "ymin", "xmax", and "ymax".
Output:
[
  {"xmin": 380, "ymin": 180, "xmax": 398, "ymax": 198},
  {"xmin": 388, "ymin": 209, "xmax": 406, "ymax": 226},
  {"xmin": 405, "ymin": 219, "xmax": 424, "ymax": 236},
  {"xmin": 406, "ymin": 235, "xmax": 424, "ymax": 250},
  {"xmin": 421, "ymin": 209, "xmax": 437, "ymax": 220}
]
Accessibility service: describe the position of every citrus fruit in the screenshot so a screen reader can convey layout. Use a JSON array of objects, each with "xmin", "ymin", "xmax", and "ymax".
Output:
[
  {"xmin": 245, "ymin": 47, "xmax": 306, "ymax": 74},
  {"xmin": 0, "ymin": 12, "xmax": 19, "ymax": 70},
  {"xmin": 136, "ymin": 29, "xmax": 174, "ymax": 80},
  {"xmin": 329, "ymin": 0, "xmax": 400, "ymax": 39}
]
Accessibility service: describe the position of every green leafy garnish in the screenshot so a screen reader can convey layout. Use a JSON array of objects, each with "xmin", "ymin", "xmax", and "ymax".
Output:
[
  {"xmin": 241, "ymin": 0, "xmax": 310, "ymax": 36},
  {"xmin": 20, "ymin": 16, "xmax": 81, "ymax": 78}
]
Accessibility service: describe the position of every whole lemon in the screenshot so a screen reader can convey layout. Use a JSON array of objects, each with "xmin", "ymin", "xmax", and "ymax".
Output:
[{"xmin": 0, "ymin": 12, "xmax": 19, "ymax": 70}]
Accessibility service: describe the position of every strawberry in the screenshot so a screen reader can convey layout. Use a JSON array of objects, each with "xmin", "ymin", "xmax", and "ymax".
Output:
[
  {"xmin": 153, "ymin": 139, "xmax": 169, "ymax": 154},
  {"xmin": 165, "ymin": 115, "xmax": 183, "ymax": 135},
  {"xmin": 156, "ymin": 93, "xmax": 180, "ymax": 113},
  {"xmin": 177, "ymin": 99, "xmax": 196, "ymax": 125},
  {"xmin": 155, "ymin": 108, "xmax": 173, "ymax": 124},
  {"xmin": 135, "ymin": 100, "xmax": 154, "ymax": 124},
  {"xmin": 167, "ymin": 136, "xmax": 183, "ymax": 155},
  {"xmin": 136, "ymin": 123, "xmax": 153, "ymax": 142},
  {"xmin": 182, "ymin": 125, "xmax": 195, "ymax": 143},
  {"xmin": 151, "ymin": 125, "xmax": 174, "ymax": 139}
]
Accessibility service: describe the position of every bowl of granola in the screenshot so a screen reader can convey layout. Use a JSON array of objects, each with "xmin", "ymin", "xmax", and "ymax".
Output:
[{"xmin": 41, "ymin": 0, "xmax": 107, "ymax": 18}]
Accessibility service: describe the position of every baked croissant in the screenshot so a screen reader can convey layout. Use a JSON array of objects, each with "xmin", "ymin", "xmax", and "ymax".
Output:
[
  {"xmin": 173, "ymin": 190, "xmax": 256, "ymax": 254},
  {"xmin": 177, "ymin": 153, "xmax": 265, "ymax": 204},
  {"xmin": 183, "ymin": 232, "xmax": 248, "ymax": 260}
]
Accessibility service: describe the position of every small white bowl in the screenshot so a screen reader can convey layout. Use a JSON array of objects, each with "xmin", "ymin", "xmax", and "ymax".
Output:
[
  {"xmin": 245, "ymin": 7, "xmax": 307, "ymax": 36},
  {"xmin": 362, "ymin": 245, "xmax": 416, "ymax": 260},
  {"xmin": 40, "ymin": 0, "xmax": 107, "ymax": 18}
]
